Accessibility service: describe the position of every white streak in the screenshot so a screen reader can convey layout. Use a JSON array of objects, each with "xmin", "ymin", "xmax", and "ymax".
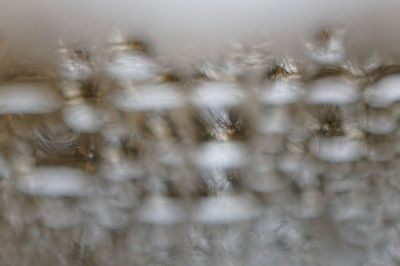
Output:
[
  {"xmin": 191, "ymin": 82, "xmax": 243, "ymax": 108},
  {"xmin": 194, "ymin": 141, "xmax": 247, "ymax": 169},
  {"xmin": 310, "ymin": 137, "xmax": 366, "ymax": 162},
  {"xmin": 0, "ymin": 84, "xmax": 59, "ymax": 114},
  {"xmin": 16, "ymin": 167, "xmax": 90, "ymax": 197},
  {"xmin": 113, "ymin": 83, "xmax": 183, "ymax": 111},
  {"xmin": 192, "ymin": 194, "xmax": 261, "ymax": 224},
  {"xmin": 306, "ymin": 79, "xmax": 359, "ymax": 105}
]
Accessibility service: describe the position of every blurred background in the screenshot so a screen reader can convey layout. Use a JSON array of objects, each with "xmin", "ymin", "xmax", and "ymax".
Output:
[{"xmin": 1, "ymin": 1, "xmax": 400, "ymax": 266}]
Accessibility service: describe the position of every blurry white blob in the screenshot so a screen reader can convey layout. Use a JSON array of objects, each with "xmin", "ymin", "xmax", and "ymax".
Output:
[
  {"xmin": 192, "ymin": 194, "xmax": 261, "ymax": 224},
  {"xmin": 306, "ymin": 79, "xmax": 359, "ymax": 105},
  {"xmin": 113, "ymin": 83, "xmax": 183, "ymax": 111},
  {"xmin": 0, "ymin": 153, "xmax": 11, "ymax": 179},
  {"xmin": 259, "ymin": 107, "xmax": 291, "ymax": 134},
  {"xmin": 360, "ymin": 113, "xmax": 396, "ymax": 135},
  {"xmin": 260, "ymin": 80, "xmax": 302, "ymax": 105},
  {"xmin": 194, "ymin": 141, "xmax": 247, "ymax": 169},
  {"xmin": 15, "ymin": 167, "xmax": 90, "ymax": 197},
  {"xmin": 310, "ymin": 137, "xmax": 366, "ymax": 162},
  {"xmin": 40, "ymin": 199, "xmax": 82, "ymax": 229},
  {"xmin": 106, "ymin": 53, "xmax": 160, "ymax": 81},
  {"xmin": 0, "ymin": 84, "xmax": 59, "ymax": 114},
  {"xmin": 364, "ymin": 75, "xmax": 400, "ymax": 107},
  {"xmin": 136, "ymin": 196, "xmax": 186, "ymax": 225},
  {"xmin": 63, "ymin": 102, "xmax": 102, "ymax": 133},
  {"xmin": 191, "ymin": 82, "xmax": 244, "ymax": 108}
]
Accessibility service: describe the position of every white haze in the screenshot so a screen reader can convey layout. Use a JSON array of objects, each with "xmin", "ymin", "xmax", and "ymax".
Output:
[{"xmin": 0, "ymin": 0, "xmax": 400, "ymax": 65}]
